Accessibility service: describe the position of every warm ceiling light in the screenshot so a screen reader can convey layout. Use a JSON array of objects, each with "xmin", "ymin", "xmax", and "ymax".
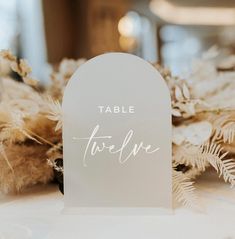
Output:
[
  {"xmin": 150, "ymin": 0, "xmax": 235, "ymax": 25},
  {"xmin": 118, "ymin": 15, "xmax": 135, "ymax": 37},
  {"xmin": 118, "ymin": 12, "xmax": 141, "ymax": 37}
]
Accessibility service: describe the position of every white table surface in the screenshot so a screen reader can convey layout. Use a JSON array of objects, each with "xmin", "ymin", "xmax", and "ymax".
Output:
[{"xmin": 0, "ymin": 171, "xmax": 235, "ymax": 239}]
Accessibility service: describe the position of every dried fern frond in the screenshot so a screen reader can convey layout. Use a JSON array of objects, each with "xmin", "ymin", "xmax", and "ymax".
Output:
[
  {"xmin": 173, "ymin": 144, "xmax": 209, "ymax": 171},
  {"xmin": 220, "ymin": 122, "xmax": 235, "ymax": 143},
  {"xmin": 174, "ymin": 142, "xmax": 229, "ymax": 174},
  {"xmin": 199, "ymin": 143, "xmax": 235, "ymax": 186},
  {"xmin": 212, "ymin": 114, "xmax": 235, "ymax": 143},
  {"xmin": 199, "ymin": 143, "xmax": 228, "ymax": 169},
  {"xmin": 173, "ymin": 170, "xmax": 199, "ymax": 209},
  {"xmin": 216, "ymin": 158, "xmax": 235, "ymax": 186}
]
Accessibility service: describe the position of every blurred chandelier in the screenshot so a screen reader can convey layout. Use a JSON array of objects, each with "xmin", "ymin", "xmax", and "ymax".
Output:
[{"xmin": 150, "ymin": 0, "xmax": 235, "ymax": 25}]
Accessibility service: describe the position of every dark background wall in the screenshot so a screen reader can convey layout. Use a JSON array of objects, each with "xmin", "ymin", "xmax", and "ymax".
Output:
[{"xmin": 42, "ymin": 0, "xmax": 130, "ymax": 63}]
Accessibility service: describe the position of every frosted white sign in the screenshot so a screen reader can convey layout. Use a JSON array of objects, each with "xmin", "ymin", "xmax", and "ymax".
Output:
[{"xmin": 63, "ymin": 53, "xmax": 172, "ymax": 213}]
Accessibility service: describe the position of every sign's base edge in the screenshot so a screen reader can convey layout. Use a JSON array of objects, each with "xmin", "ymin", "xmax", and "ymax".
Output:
[{"xmin": 62, "ymin": 206, "xmax": 173, "ymax": 215}]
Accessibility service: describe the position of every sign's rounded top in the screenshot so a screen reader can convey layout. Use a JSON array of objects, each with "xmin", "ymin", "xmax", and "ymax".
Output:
[{"xmin": 63, "ymin": 52, "xmax": 171, "ymax": 107}]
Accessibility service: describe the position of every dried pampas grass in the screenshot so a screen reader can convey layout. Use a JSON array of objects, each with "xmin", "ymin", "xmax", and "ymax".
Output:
[{"xmin": 0, "ymin": 50, "xmax": 63, "ymax": 193}]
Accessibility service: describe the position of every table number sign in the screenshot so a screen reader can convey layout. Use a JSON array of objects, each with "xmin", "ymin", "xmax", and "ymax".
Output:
[{"xmin": 63, "ymin": 53, "xmax": 172, "ymax": 214}]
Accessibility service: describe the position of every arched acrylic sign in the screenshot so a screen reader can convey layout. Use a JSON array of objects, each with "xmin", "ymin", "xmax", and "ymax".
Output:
[{"xmin": 63, "ymin": 53, "xmax": 172, "ymax": 213}]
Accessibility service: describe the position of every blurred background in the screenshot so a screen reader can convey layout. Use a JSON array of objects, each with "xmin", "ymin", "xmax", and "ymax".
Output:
[{"xmin": 1, "ymin": 0, "xmax": 235, "ymax": 80}]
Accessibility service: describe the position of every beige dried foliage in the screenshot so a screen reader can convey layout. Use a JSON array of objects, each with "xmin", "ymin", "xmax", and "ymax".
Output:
[
  {"xmin": 0, "ymin": 49, "xmax": 235, "ymax": 210},
  {"xmin": 0, "ymin": 50, "xmax": 38, "ymax": 86},
  {"xmin": 173, "ymin": 169, "xmax": 200, "ymax": 210},
  {"xmin": 170, "ymin": 46, "xmax": 235, "ymax": 208},
  {"xmin": 0, "ymin": 143, "xmax": 54, "ymax": 193},
  {"xmin": 47, "ymin": 58, "xmax": 85, "ymax": 100},
  {"xmin": 0, "ymin": 51, "xmax": 63, "ymax": 193}
]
